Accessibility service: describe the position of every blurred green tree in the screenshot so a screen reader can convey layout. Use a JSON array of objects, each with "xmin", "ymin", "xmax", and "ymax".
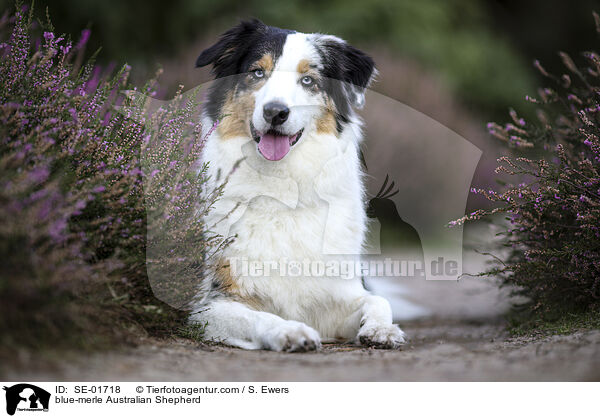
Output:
[{"xmin": 0, "ymin": 0, "xmax": 594, "ymax": 118}]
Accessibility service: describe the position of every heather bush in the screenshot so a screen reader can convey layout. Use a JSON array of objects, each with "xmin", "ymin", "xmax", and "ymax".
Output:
[
  {"xmin": 132, "ymin": 86, "xmax": 227, "ymax": 311},
  {"xmin": 0, "ymin": 5, "xmax": 214, "ymax": 350},
  {"xmin": 455, "ymin": 13, "xmax": 600, "ymax": 319}
]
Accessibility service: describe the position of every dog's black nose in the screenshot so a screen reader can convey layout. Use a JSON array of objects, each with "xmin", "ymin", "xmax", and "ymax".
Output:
[{"xmin": 263, "ymin": 102, "xmax": 289, "ymax": 126}]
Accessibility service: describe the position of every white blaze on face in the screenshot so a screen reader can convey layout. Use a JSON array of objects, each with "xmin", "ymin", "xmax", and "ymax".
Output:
[{"xmin": 251, "ymin": 33, "xmax": 326, "ymax": 160}]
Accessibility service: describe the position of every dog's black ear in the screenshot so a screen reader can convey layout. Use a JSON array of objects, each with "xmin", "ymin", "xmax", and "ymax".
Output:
[
  {"xmin": 318, "ymin": 36, "xmax": 376, "ymax": 108},
  {"xmin": 196, "ymin": 19, "xmax": 266, "ymax": 77},
  {"xmin": 341, "ymin": 44, "xmax": 376, "ymax": 92}
]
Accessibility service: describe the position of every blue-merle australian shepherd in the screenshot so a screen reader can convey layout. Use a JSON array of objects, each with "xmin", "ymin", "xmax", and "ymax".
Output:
[{"xmin": 190, "ymin": 19, "xmax": 406, "ymax": 351}]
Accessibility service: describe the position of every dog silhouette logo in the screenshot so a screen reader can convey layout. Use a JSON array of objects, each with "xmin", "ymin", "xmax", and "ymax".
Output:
[{"xmin": 3, "ymin": 384, "xmax": 50, "ymax": 416}]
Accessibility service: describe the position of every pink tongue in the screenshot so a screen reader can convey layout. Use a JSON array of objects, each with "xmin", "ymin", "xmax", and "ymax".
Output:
[{"xmin": 258, "ymin": 133, "xmax": 291, "ymax": 161}]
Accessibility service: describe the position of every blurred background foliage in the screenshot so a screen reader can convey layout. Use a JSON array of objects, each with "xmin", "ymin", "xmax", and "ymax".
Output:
[{"xmin": 1, "ymin": 0, "xmax": 597, "ymax": 120}]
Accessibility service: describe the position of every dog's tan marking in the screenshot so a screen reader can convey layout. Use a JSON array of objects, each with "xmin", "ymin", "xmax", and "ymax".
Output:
[
  {"xmin": 217, "ymin": 55, "xmax": 273, "ymax": 140},
  {"xmin": 256, "ymin": 53, "xmax": 274, "ymax": 72},
  {"xmin": 296, "ymin": 59, "xmax": 311, "ymax": 74},
  {"xmin": 316, "ymin": 96, "xmax": 338, "ymax": 136},
  {"xmin": 217, "ymin": 90, "xmax": 255, "ymax": 139},
  {"xmin": 213, "ymin": 261, "xmax": 264, "ymax": 310},
  {"xmin": 214, "ymin": 262, "xmax": 238, "ymax": 292}
]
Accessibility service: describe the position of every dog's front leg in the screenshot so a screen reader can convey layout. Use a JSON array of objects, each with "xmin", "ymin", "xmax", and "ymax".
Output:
[
  {"xmin": 356, "ymin": 295, "xmax": 406, "ymax": 348},
  {"xmin": 190, "ymin": 299, "xmax": 321, "ymax": 352}
]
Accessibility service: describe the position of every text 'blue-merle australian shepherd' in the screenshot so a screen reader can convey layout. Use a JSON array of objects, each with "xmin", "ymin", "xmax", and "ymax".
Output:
[{"xmin": 191, "ymin": 19, "xmax": 406, "ymax": 351}]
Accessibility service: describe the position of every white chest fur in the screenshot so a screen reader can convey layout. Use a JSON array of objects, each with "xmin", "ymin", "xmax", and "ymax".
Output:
[{"xmin": 201, "ymin": 124, "xmax": 368, "ymax": 337}]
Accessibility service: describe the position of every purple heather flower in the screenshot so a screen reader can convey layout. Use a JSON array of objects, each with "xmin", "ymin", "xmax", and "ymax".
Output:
[
  {"xmin": 77, "ymin": 29, "xmax": 91, "ymax": 49},
  {"xmin": 60, "ymin": 44, "xmax": 71, "ymax": 55},
  {"xmin": 29, "ymin": 167, "xmax": 49, "ymax": 183}
]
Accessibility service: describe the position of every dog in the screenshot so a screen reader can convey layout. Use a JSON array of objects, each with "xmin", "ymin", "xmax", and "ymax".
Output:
[{"xmin": 190, "ymin": 19, "xmax": 406, "ymax": 351}]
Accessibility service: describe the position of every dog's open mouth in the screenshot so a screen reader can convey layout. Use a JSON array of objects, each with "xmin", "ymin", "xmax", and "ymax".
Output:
[{"xmin": 250, "ymin": 123, "xmax": 304, "ymax": 161}]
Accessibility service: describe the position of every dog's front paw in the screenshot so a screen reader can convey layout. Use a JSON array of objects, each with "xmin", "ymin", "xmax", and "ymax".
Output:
[
  {"xmin": 262, "ymin": 321, "xmax": 321, "ymax": 352},
  {"xmin": 357, "ymin": 322, "xmax": 406, "ymax": 349}
]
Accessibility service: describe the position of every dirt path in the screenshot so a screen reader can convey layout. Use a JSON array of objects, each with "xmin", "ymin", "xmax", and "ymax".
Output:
[
  {"xmin": 5, "ymin": 244, "xmax": 598, "ymax": 382},
  {"xmin": 5, "ymin": 320, "xmax": 600, "ymax": 381}
]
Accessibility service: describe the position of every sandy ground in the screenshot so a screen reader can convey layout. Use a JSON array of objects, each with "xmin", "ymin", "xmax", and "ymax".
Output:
[
  {"xmin": 5, "ymin": 321, "xmax": 600, "ymax": 381},
  {"xmin": 4, "ymin": 243, "xmax": 599, "ymax": 382}
]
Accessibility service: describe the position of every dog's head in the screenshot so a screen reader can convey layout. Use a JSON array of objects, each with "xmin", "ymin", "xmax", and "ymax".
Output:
[{"xmin": 196, "ymin": 19, "xmax": 376, "ymax": 161}]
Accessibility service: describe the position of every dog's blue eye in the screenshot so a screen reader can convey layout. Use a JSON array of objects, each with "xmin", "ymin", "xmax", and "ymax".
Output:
[
  {"xmin": 253, "ymin": 69, "xmax": 264, "ymax": 78},
  {"xmin": 301, "ymin": 76, "xmax": 314, "ymax": 86}
]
